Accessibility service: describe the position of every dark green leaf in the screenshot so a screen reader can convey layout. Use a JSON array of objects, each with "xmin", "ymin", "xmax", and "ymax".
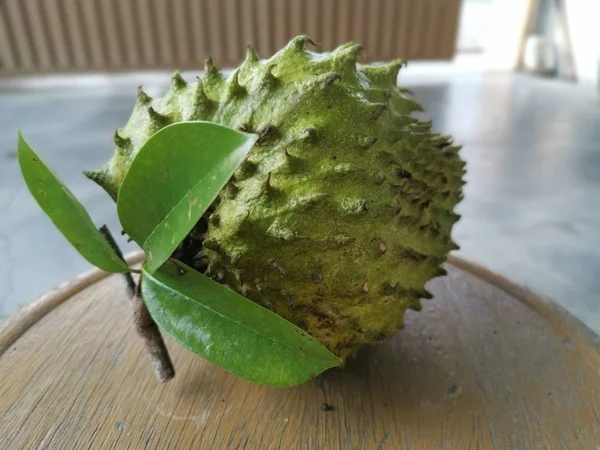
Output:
[
  {"xmin": 141, "ymin": 261, "xmax": 342, "ymax": 386},
  {"xmin": 117, "ymin": 121, "xmax": 258, "ymax": 273},
  {"xmin": 17, "ymin": 133, "xmax": 129, "ymax": 273}
]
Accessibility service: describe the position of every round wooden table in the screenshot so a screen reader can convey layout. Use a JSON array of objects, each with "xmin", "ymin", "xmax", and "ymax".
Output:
[{"xmin": 1, "ymin": 252, "xmax": 599, "ymax": 449}]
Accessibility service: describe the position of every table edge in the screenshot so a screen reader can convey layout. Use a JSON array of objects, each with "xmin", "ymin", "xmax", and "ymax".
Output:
[
  {"xmin": 0, "ymin": 251, "xmax": 145, "ymax": 354},
  {"xmin": 1, "ymin": 252, "xmax": 598, "ymax": 358},
  {"xmin": 446, "ymin": 254, "xmax": 600, "ymax": 363}
]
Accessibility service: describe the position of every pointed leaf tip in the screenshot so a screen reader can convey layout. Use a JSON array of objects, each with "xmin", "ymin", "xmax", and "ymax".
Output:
[
  {"xmin": 141, "ymin": 261, "xmax": 342, "ymax": 386},
  {"xmin": 117, "ymin": 121, "xmax": 258, "ymax": 273},
  {"xmin": 17, "ymin": 134, "xmax": 129, "ymax": 273}
]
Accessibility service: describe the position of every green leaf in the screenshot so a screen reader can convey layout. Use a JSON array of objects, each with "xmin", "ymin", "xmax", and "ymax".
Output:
[
  {"xmin": 17, "ymin": 133, "xmax": 129, "ymax": 274},
  {"xmin": 141, "ymin": 261, "xmax": 342, "ymax": 386},
  {"xmin": 117, "ymin": 121, "xmax": 258, "ymax": 274}
]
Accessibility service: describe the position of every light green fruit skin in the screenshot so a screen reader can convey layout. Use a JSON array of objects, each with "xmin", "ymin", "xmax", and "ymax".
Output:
[{"xmin": 86, "ymin": 36, "xmax": 466, "ymax": 359}]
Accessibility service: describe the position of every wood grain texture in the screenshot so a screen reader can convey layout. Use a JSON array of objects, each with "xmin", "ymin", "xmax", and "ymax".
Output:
[
  {"xmin": 0, "ymin": 251, "xmax": 144, "ymax": 355},
  {"xmin": 1, "ymin": 256, "xmax": 599, "ymax": 449}
]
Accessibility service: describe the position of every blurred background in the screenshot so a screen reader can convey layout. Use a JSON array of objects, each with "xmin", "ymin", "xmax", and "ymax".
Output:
[{"xmin": 0, "ymin": 0, "xmax": 599, "ymax": 334}]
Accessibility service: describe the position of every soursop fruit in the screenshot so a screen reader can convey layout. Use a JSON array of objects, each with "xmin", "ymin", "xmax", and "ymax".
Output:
[{"xmin": 86, "ymin": 36, "xmax": 465, "ymax": 359}]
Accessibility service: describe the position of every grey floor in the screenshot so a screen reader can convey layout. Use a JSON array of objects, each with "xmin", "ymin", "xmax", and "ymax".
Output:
[{"xmin": 1, "ymin": 68, "xmax": 599, "ymax": 335}]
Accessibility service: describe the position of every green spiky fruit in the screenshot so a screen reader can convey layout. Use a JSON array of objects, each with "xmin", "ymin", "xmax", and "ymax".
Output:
[{"xmin": 86, "ymin": 36, "xmax": 465, "ymax": 359}]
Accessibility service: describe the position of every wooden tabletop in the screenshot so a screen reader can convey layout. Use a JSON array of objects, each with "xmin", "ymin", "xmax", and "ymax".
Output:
[{"xmin": 1, "ymin": 252, "xmax": 599, "ymax": 449}]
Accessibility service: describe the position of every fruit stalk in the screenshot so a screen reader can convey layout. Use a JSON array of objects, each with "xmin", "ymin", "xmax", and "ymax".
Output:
[
  {"xmin": 99, "ymin": 226, "xmax": 175, "ymax": 382},
  {"xmin": 132, "ymin": 282, "xmax": 175, "ymax": 383}
]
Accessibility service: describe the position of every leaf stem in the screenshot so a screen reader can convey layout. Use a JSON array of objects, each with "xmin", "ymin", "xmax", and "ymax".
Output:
[
  {"xmin": 99, "ymin": 225, "xmax": 136, "ymax": 297},
  {"xmin": 99, "ymin": 225, "xmax": 175, "ymax": 382}
]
